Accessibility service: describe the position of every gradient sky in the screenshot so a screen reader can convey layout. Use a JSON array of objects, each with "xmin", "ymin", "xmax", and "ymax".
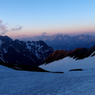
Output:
[{"xmin": 0, "ymin": 0, "xmax": 95, "ymax": 38}]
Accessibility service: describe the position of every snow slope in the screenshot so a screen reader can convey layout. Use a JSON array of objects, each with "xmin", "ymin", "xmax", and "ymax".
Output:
[
  {"xmin": 1, "ymin": 65, "xmax": 95, "ymax": 95},
  {"xmin": 40, "ymin": 56, "xmax": 95, "ymax": 72}
]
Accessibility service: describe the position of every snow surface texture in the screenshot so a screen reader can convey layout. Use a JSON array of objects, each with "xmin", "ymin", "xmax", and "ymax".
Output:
[
  {"xmin": 40, "ymin": 56, "xmax": 95, "ymax": 72},
  {"xmin": 1, "ymin": 65, "xmax": 95, "ymax": 95}
]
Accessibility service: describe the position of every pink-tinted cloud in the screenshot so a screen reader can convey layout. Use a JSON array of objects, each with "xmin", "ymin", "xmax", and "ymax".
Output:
[
  {"xmin": 11, "ymin": 25, "xmax": 23, "ymax": 31},
  {"xmin": 0, "ymin": 19, "xmax": 8, "ymax": 35},
  {"xmin": 0, "ymin": 19, "xmax": 23, "ymax": 35}
]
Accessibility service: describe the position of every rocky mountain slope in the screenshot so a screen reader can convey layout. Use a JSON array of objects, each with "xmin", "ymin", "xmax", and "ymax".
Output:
[
  {"xmin": 43, "ymin": 46, "xmax": 95, "ymax": 64},
  {"xmin": 0, "ymin": 35, "xmax": 54, "ymax": 71},
  {"xmin": 40, "ymin": 46, "xmax": 95, "ymax": 72}
]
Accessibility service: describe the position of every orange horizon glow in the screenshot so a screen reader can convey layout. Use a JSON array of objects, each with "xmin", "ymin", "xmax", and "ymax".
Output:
[
  {"xmin": 4, "ymin": 23, "xmax": 95, "ymax": 39},
  {"xmin": 1, "ymin": 0, "xmax": 95, "ymax": 39}
]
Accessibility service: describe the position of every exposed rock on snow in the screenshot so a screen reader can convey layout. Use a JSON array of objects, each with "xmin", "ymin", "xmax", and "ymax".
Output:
[
  {"xmin": 0, "ymin": 35, "xmax": 54, "ymax": 70},
  {"xmin": 40, "ymin": 47, "xmax": 95, "ymax": 72}
]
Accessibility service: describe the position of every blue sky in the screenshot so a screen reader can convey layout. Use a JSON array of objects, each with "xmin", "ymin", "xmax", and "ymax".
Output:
[{"xmin": 0, "ymin": 0, "xmax": 95, "ymax": 38}]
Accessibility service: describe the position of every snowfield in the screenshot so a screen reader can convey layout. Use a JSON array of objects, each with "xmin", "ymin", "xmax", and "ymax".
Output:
[
  {"xmin": 1, "ymin": 65, "xmax": 95, "ymax": 95},
  {"xmin": 40, "ymin": 56, "xmax": 95, "ymax": 72}
]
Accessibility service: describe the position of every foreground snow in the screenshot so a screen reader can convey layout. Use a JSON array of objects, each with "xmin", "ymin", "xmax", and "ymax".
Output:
[
  {"xmin": 40, "ymin": 56, "xmax": 95, "ymax": 72},
  {"xmin": 1, "ymin": 65, "xmax": 95, "ymax": 95}
]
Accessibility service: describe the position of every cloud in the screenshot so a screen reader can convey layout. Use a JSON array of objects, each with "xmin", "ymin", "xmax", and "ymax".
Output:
[
  {"xmin": 11, "ymin": 25, "xmax": 23, "ymax": 31},
  {"xmin": 0, "ymin": 19, "xmax": 23, "ymax": 35},
  {"xmin": 41, "ymin": 32, "xmax": 48, "ymax": 36},
  {"xmin": 0, "ymin": 19, "xmax": 8, "ymax": 35}
]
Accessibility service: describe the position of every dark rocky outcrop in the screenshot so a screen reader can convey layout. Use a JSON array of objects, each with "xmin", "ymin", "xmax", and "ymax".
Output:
[
  {"xmin": 43, "ymin": 46, "xmax": 95, "ymax": 64},
  {"xmin": 0, "ymin": 35, "xmax": 54, "ymax": 71}
]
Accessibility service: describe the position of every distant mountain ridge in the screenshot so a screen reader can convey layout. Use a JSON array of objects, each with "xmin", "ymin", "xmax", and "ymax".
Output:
[
  {"xmin": 0, "ymin": 35, "xmax": 54, "ymax": 71},
  {"xmin": 21, "ymin": 34, "xmax": 95, "ymax": 50},
  {"xmin": 42, "ymin": 34, "xmax": 95, "ymax": 50}
]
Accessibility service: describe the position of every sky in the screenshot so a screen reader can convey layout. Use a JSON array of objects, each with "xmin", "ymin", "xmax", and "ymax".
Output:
[{"xmin": 0, "ymin": 0, "xmax": 95, "ymax": 38}]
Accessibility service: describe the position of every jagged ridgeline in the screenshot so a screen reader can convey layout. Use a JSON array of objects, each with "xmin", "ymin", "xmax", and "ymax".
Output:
[
  {"xmin": 0, "ymin": 35, "xmax": 54, "ymax": 71},
  {"xmin": 40, "ymin": 47, "xmax": 95, "ymax": 72}
]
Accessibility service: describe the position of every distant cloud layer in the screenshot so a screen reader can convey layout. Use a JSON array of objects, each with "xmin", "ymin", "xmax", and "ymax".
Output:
[
  {"xmin": 0, "ymin": 19, "xmax": 23, "ymax": 35},
  {"xmin": 41, "ymin": 32, "xmax": 48, "ymax": 36},
  {"xmin": 11, "ymin": 25, "xmax": 23, "ymax": 31},
  {"xmin": 0, "ymin": 19, "xmax": 8, "ymax": 35}
]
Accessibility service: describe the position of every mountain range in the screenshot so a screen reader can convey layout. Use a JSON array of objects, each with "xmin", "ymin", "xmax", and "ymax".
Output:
[
  {"xmin": 1, "ymin": 35, "xmax": 95, "ymax": 72},
  {"xmin": 21, "ymin": 34, "xmax": 95, "ymax": 50},
  {"xmin": 0, "ymin": 35, "xmax": 54, "ymax": 71}
]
